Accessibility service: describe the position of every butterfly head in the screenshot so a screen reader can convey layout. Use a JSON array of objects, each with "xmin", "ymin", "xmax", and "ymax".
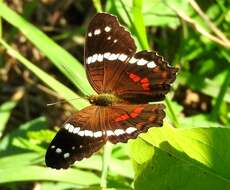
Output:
[{"xmin": 87, "ymin": 93, "xmax": 123, "ymax": 106}]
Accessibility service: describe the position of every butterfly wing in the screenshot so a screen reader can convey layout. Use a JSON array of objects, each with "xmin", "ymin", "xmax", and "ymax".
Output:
[
  {"xmin": 84, "ymin": 13, "xmax": 136, "ymax": 93},
  {"xmin": 85, "ymin": 13, "xmax": 177, "ymax": 101},
  {"xmin": 45, "ymin": 103, "xmax": 165, "ymax": 169},
  {"xmin": 104, "ymin": 103, "xmax": 165, "ymax": 144},
  {"xmin": 111, "ymin": 50, "xmax": 178, "ymax": 103},
  {"xmin": 45, "ymin": 105, "xmax": 106, "ymax": 169}
]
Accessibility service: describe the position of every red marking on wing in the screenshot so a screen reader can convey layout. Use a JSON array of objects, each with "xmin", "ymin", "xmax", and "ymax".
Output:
[
  {"xmin": 115, "ymin": 113, "xmax": 130, "ymax": 122},
  {"xmin": 140, "ymin": 77, "xmax": 149, "ymax": 84},
  {"xmin": 129, "ymin": 73, "xmax": 141, "ymax": 82},
  {"xmin": 148, "ymin": 116, "xmax": 156, "ymax": 122},
  {"xmin": 161, "ymin": 71, "xmax": 168, "ymax": 78},
  {"xmin": 128, "ymin": 73, "xmax": 151, "ymax": 91},
  {"xmin": 152, "ymin": 67, "xmax": 160, "ymax": 73},
  {"xmin": 141, "ymin": 83, "xmax": 150, "ymax": 90},
  {"xmin": 134, "ymin": 107, "xmax": 144, "ymax": 113},
  {"xmin": 136, "ymin": 122, "xmax": 145, "ymax": 127},
  {"xmin": 130, "ymin": 112, "xmax": 138, "ymax": 118},
  {"xmin": 130, "ymin": 107, "xmax": 144, "ymax": 118}
]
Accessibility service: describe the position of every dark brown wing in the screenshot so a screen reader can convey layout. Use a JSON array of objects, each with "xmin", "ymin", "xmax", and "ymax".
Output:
[
  {"xmin": 84, "ymin": 13, "xmax": 136, "ymax": 93},
  {"xmin": 45, "ymin": 105, "xmax": 106, "ymax": 169},
  {"xmin": 84, "ymin": 13, "xmax": 177, "ymax": 102},
  {"xmin": 104, "ymin": 103, "xmax": 165, "ymax": 144},
  {"xmin": 45, "ymin": 103, "xmax": 165, "ymax": 169},
  {"xmin": 112, "ymin": 51, "xmax": 178, "ymax": 103}
]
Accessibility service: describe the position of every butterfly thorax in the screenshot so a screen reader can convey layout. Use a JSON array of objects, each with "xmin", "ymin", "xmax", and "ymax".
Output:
[{"xmin": 88, "ymin": 93, "xmax": 123, "ymax": 106}]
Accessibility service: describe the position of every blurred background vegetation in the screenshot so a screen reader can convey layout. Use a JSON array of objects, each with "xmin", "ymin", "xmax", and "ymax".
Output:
[{"xmin": 0, "ymin": 0, "xmax": 230, "ymax": 189}]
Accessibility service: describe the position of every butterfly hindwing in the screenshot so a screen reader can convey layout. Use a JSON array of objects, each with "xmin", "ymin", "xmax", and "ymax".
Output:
[
  {"xmin": 104, "ymin": 103, "xmax": 165, "ymax": 144},
  {"xmin": 45, "ymin": 103, "xmax": 165, "ymax": 169}
]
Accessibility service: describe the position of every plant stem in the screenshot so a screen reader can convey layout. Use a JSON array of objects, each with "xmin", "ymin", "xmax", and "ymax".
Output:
[
  {"xmin": 210, "ymin": 69, "xmax": 230, "ymax": 121},
  {"xmin": 92, "ymin": 0, "xmax": 102, "ymax": 13},
  {"xmin": 165, "ymin": 97, "xmax": 180, "ymax": 128},
  {"xmin": 100, "ymin": 142, "xmax": 112, "ymax": 188}
]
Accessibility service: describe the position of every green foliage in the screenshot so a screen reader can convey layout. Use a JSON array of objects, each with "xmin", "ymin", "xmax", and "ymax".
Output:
[
  {"xmin": 0, "ymin": 0, "xmax": 230, "ymax": 189},
  {"xmin": 131, "ymin": 124, "xmax": 230, "ymax": 189}
]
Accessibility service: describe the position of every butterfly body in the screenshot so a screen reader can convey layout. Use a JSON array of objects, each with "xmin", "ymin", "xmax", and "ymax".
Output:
[
  {"xmin": 45, "ymin": 13, "xmax": 178, "ymax": 169},
  {"xmin": 88, "ymin": 93, "xmax": 124, "ymax": 106}
]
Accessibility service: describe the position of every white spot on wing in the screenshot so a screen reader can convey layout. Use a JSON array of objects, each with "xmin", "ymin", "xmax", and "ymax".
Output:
[
  {"xmin": 91, "ymin": 54, "xmax": 98, "ymax": 63},
  {"xmin": 68, "ymin": 125, "xmax": 74, "ymax": 133},
  {"xmin": 118, "ymin": 54, "xmax": 128, "ymax": 61},
  {"xmin": 51, "ymin": 145, "xmax": 55, "ymax": 149},
  {"xmin": 105, "ymin": 26, "xmax": 111, "ymax": 32},
  {"xmin": 97, "ymin": 54, "xmax": 103, "ymax": 62},
  {"xmin": 129, "ymin": 57, "xmax": 138, "ymax": 64},
  {"xmin": 72, "ymin": 146, "xmax": 75, "ymax": 150},
  {"xmin": 88, "ymin": 32, "xmax": 92, "ymax": 37},
  {"xmin": 78, "ymin": 131, "xmax": 85, "ymax": 136},
  {"xmin": 56, "ymin": 148, "xmax": 62, "ymax": 154},
  {"xmin": 126, "ymin": 127, "xmax": 137, "ymax": 134},
  {"xmin": 87, "ymin": 56, "xmax": 92, "ymax": 64},
  {"xmin": 137, "ymin": 59, "xmax": 148, "ymax": 66},
  {"xmin": 106, "ymin": 130, "xmax": 114, "ymax": 136},
  {"xmin": 114, "ymin": 129, "xmax": 125, "ymax": 136},
  {"xmin": 84, "ymin": 130, "xmax": 93, "ymax": 137},
  {"xmin": 94, "ymin": 131, "xmax": 102, "ymax": 138},
  {"xmin": 64, "ymin": 123, "xmax": 71, "ymax": 130},
  {"xmin": 147, "ymin": 61, "xmax": 156, "ymax": 68},
  {"xmin": 104, "ymin": 52, "xmax": 111, "ymax": 59},
  {"xmin": 108, "ymin": 53, "xmax": 119, "ymax": 60},
  {"xmin": 107, "ymin": 36, "xmax": 111, "ymax": 40},
  {"xmin": 113, "ymin": 39, "xmax": 118, "ymax": 43},
  {"xmin": 94, "ymin": 29, "xmax": 101, "ymax": 35},
  {"xmin": 73, "ymin": 127, "xmax": 80, "ymax": 134},
  {"xmin": 64, "ymin": 152, "xmax": 70, "ymax": 158}
]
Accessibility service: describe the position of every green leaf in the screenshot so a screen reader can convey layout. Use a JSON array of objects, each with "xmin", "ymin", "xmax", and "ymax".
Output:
[
  {"xmin": 0, "ymin": 153, "xmax": 100, "ymax": 185},
  {"xmin": 107, "ymin": 0, "xmax": 189, "ymax": 28},
  {"xmin": 131, "ymin": 124, "xmax": 230, "ymax": 190},
  {"xmin": 0, "ymin": 2, "xmax": 94, "ymax": 95},
  {"xmin": 0, "ymin": 100, "xmax": 18, "ymax": 137},
  {"xmin": 0, "ymin": 117, "xmax": 48, "ymax": 153},
  {"xmin": 132, "ymin": 0, "xmax": 149, "ymax": 50}
]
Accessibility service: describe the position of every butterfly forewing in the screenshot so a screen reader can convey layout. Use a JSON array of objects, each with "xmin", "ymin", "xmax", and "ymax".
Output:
[
  {"xmin": 45, "ymin": 105, "xmax": 106, "ymax": 169},
  {"xmin": 84, "ymin": 13, "xmax": 136, "ymax": 93},
  {"xmin": 112, "ymin": 51, "xmax": 178, "ymax": 103}
]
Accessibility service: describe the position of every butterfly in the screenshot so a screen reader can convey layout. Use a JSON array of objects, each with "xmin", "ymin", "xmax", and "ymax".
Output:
[{"xmin": 45, "ymin": 13, "xmax": 178, "ymax": 169}]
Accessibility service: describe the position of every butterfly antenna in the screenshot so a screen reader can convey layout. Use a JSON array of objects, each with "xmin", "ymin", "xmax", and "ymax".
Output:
[{"xmin": 46, "ymin": 96, "xmax": 88, "ymax": 107}]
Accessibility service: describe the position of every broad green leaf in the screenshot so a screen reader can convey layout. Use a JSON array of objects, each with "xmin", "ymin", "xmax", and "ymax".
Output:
[
  {"xmin": 0, "ymin": 2, "xmax": 94, "ymax": 95},
  {"xmin": 131, "ymin": 124, "xmax": 230, "ymax": 190}
]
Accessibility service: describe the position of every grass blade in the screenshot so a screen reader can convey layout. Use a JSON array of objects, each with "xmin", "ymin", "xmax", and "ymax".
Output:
[
  {"xmin": 0, "ymin": 39, "xmax": 89, "ymax": 110},
  {"xmin": 0, "ymin": 2, "xmax": 94, "ymax": 95}
]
